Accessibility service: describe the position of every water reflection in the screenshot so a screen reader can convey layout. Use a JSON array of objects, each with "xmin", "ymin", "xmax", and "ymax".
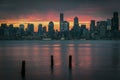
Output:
[
  {"xmin": 48, "ymin": 43, "xmax": 73, "ymax": 80},
  {"xmin": 0, "ymin": 41, "xmax": 120, "ymax": 80},
  {"xmin": 112, "ymin": 44, "xmax": 119, "ymax": 68},
  {"xmin": 111, "ymin": 43, "xmax": 119, "ymax": 80},
  {"xmin": 67, "ymin": 43, "xmax": 93, "ymax": 80},
  {"xmin": 52, "ymin": 44, "xmax": 62, "ymax": 79}
]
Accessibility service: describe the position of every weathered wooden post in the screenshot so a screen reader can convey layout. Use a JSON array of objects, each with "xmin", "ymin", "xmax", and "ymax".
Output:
[
  {"xmin": 21, "ymin": 60, "xmax": 26, "ymax": 78},
  {"xmin": 69, "ymin": 55, "xmax": 72, "ymax": 69},
  {"xmin": 51, "ymin": 55, "xmax": 54, "ymax": 69}
]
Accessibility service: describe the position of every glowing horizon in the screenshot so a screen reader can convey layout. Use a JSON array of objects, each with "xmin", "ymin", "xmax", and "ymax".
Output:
[
  {"xmin": 0, "ymin": 15, "xmax": 91, "ymax": 32},
  {"xmin": 0, "ymin": 13, "xmax": 103, "ymax": 32},
  {"xmin": 0, "ymin": 0, "xmax": 120, "ymax": 32},
  {"xmin": 0, "ymin": 12, "xmax": 119, "ymax": 32}
]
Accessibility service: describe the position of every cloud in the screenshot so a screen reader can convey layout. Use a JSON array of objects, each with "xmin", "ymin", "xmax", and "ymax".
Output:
[{"xmin": 0, "ymin": 0, "xmax": 120, "ymax": 21}]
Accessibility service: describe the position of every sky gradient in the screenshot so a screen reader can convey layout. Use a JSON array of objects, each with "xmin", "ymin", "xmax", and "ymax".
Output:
[{"xmin": 0, "ymin": 0, "xmax": 120, "ymax": 31}]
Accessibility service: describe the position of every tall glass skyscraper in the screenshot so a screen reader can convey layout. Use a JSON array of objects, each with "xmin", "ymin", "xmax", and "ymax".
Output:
[
  {"xmin": 90, "ymin": 20, "xmax": 95, "ymax": 32},
  {"xmin": 48, "ymin": 21, "xmax": 54, "ymax": 39},
  {"xmin": 111, "ymin": 12, "xmax": 119, "ymax": 31},
  {"xmin": 60, "ymin": 13, "xmax": 64, "ymax": 32},
  {"xmin": 74, "ymin": 17, "xmax": 79, "ymax": 26},
  {"xmin": 27, "ymin": 23, "xmax": 34, "ymax": 35},
  {"xmin": 38, "ymin": 24, "xmax": 43, "ymax": 36}
]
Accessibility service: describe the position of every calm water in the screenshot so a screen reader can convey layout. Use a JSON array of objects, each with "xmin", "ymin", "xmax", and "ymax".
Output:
[{"xmin": 0, "ymin": 40, "xmax": 120, "ymax": 80}]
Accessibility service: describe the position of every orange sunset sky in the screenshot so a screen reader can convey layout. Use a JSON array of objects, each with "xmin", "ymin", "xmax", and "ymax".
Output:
[
  {"xmin": 0, "ymin": 0, "xmax": 120, "ymax": 32},
  {"xmin": 0, "ymin": 12, "xmax": 106, "ymax": 32}
]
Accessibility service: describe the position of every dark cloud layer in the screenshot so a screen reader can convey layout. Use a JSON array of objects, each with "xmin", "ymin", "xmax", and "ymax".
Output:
[{"xmin": 0, "ymin": 0, "xmax": 120, "ymax": 20}]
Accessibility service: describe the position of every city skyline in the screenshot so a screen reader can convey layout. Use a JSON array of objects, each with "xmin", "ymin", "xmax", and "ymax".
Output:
[
  {"xmin": 0, "ymin": 12, "xmax": 119, "ymax": 40},
  {"xmin": 0, "ymin": 0, "xmax": 120, "ymax": 31},
  {"xmin": 0, "ymin": 12, "xmax": 119, "ymax": 32}
]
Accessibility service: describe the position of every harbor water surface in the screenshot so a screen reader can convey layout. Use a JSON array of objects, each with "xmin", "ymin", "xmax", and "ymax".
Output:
[{"xmin": 0, "ymin": 40, "xmax": 120, "ymax": 80}]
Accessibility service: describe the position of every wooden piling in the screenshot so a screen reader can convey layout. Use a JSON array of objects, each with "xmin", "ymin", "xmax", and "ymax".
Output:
[
  {"xmin": 69, "ymin": 55, "xmax": 72, "ymax": 69},
  {"xmin": 51, "ymin": 55, "xmax": 54, "ymax": 68},
  {"xmin": 21, "ymin": 60, "xmax": 25, "ymax": 78}
]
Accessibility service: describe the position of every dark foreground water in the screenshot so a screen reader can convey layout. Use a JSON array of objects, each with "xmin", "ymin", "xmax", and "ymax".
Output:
[{"xmin": 0, "ymin": 40, "xmax": 120, "ymax": 80}]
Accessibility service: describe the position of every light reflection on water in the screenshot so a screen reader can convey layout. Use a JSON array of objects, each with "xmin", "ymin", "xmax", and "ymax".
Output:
[{"xmin": 0, "ymin": 40, "xmax": 120, "ymax": 80}]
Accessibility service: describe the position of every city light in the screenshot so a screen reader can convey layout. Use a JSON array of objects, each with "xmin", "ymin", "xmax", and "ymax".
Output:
[{"xmin": 0, "ymin": 12, "xmax": 119, "ymax": 40}]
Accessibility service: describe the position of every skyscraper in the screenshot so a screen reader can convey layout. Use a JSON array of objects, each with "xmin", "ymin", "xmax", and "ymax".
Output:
[
  {"xmin": 107, "ymin": 19, "xmax": 111, "ymax": 30},
  {"xmin": 99, "ymin": 21, "xmax": 107, "ymax": 38},
  {"xmin": 62, "ymin": 21, "xmax": 69, "ymax": 31},
  {"xmin": 62, "ymin": 21, "xmax": 70, "ymax": 40},
  {"xmin": 19, "ymin": 24, "xmax": 24, "ymax": 36},
  {"xmin": 111, "ymin": 12, "xmax": 119, "ymax": 31},
  {"xmin": 72, "ymin": 16, "xmax": 80, "ymax": 39},
  {"xmin": 27, "ymin": 23, "xmax": 34, "ymax": 35},
  {"xmin": 48, "ymin": 21, "xmax": 54, "ymax": 39},
  {"xmin": 73, "ymin": 16, "xmax": 79, "ymax": 31},
  {"xmin": 48, "ymin": 21, "xmax": 54, "ymax": 32},
  {"xmin": 74, "ymin": 16, "xmax": 79, "ymax": 26},
  {"xmin": 60, "ymin": 13, "xmax": 64, "ymax": 22},
  {"xmin": 43, "ymin": 26, "xmax": 47, "ymax": 37},
  {"xmin": 20, "ymin": 24, "xmax": 24, "ymax": 30},
  {"xmin": 90, "ymin": 20, "xmax": 95, "ymax": 32},
  {"xmin": 60, "ymin": 13, "xmax": 64, "ymax": 32},
  {"xmin": 1, "ymin": 24, "xmax": 8, "ymax": 36},
  {"xmin": 38, "ymin": 24, "xmax": 43, "ymax": 36},
  {"xmin": 81, "ymin": 24, "xmax": 88, "ymax": 38},
  {"xmin": 43, "ymin": 26, "xmax": 46, "ymax": 33},
  {"xmin": 111, "ymin": 12, "xmax": 119, "ymax": 38}
]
